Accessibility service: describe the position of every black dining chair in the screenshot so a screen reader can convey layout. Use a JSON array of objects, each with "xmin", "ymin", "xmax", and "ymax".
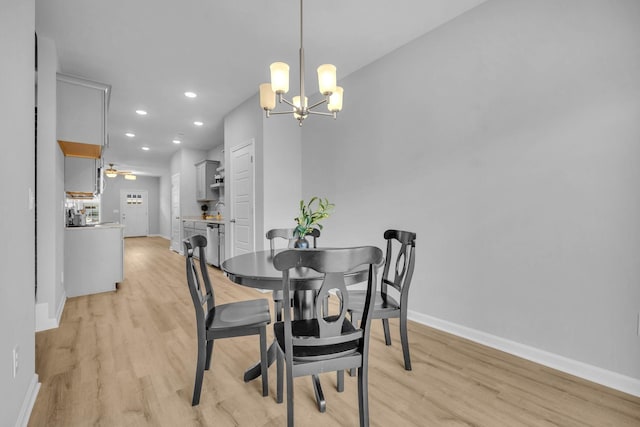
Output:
[
  {"xmin": 266, "ymin": 228, "xmax": 321, "ymax": 321},
  {"xmin": 273, "ymin": 246, "xmax": 383, "ymax": 427},
  {"xmin": 184, "ymin": 235, "xmax": 271, "ymax": 405},
  {"xmin": 348, "ymin": 229, "xmax": 416, "ymax": 371}
]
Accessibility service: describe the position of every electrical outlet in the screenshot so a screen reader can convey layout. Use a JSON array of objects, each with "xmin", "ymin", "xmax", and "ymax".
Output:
[{"xmin": 12, "ymin": 346, "xmax": 19, "ymax": 378}]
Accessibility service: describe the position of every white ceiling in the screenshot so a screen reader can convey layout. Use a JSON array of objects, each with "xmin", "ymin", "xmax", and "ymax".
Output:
[{"xmin": 36, "ymin": 0, "xmax": 486, "ymax": 177}]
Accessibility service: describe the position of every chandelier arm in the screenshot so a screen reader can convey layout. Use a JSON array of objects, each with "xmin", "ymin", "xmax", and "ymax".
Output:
[
  {"xmin": 267, "ymin": 111, "xmax": 299, "ymax": 116},
  {"xmin": 307, "ymin": 110, "xmax": 336, "ymax": 117},
  {"xmin": 278, "ymin": 97, "xmax": 296, "ymax": 108},
  {"xmin": 307, "ymin": 98, "xmax": 328, "ymax": 111}
]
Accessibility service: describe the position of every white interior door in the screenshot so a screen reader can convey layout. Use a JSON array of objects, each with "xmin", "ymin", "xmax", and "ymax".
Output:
[
  {"xmin": 230, "ymin": 140, "xmax": 255, "ymax": 257},
  {"xmin": 120, "ymin": 189, "xmax": 149, "ymax": 237},
  {"xmin": 170, "ymin": 173, "xmax": 181, "ymax": 252}
]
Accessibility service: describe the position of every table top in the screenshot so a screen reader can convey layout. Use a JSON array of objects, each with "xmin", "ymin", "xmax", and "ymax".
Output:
[{"xmin": 222, "ymin": 249, "xmax": 370, "ymax": 291}]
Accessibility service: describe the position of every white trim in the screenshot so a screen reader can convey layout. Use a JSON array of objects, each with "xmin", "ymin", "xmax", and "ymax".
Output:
[
  {"xmin": 35, "ymin": 303, "xmax": 55, "ymax": 331},
  {"xmin": 409, "ymin": 310, "xmax": 640, "ymax": 398},
  {"xmin": 55, "ymin": 290, "xmax": 67, "ymax": 324},
  {"xmin": 35, "ymin": 291, "xmax": 66, "ymax": 332},
  {"xmin": 14, "ymin": 374, "xmax": 40, "ymax": 427}
]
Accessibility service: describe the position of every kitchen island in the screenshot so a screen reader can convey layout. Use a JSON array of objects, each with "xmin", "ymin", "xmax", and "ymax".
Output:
[{"xmin": 64, "ymin": 223, "xmax": 124, "ymax": 297}]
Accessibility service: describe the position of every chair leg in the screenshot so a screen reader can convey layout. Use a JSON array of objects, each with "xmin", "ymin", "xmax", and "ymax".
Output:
[
  {"xmin": 400, "ymin": 309, "xmax": 412, "ymax": 371},
  {"xmin": 276, "ymin": 347, "xmax": 283, "ymax": 403},
  {"xmin": 349, "ymin": 311, "xmax": 361, "ymax": 377},
  {"xmin": 259, "ymin": 327, "xmax": 269, "ymax": 396},
  {"xmin": 382, "ymin": 318, "xmax": 392, "ymax": 346},
  {"xmin": 204, "ymin": 339, "xmax": 214, "ymax": 370},
  {"xmin": 286, "ymin": 360, "xmax": 294, "ymax": 427},
  {"xmin": 337, "ymin": 370, "xmax": 344, "ymax": 392},
  {"xmin": 357, "ymin": 365, "xmax": 369, "ymax": 427},
  {"xmin": 192, "ymin": 337, "xmax": 207, "ymax": 406}
]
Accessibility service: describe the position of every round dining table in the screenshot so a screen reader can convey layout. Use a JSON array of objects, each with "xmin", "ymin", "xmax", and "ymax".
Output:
[{"xmin": 221, "ymin": 249, "xmax": 370, "ymax": 411}]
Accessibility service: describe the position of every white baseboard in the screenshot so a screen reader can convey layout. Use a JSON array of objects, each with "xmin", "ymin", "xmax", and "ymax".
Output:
[
  {"xmin": 409, "ymin": 310, "xmax": 640, "ymax": 398},
  {"xmin": 35, "ymin": 291, "xmax": 66, "ymax": 332},
  {"xmin": 55, "ymin": 290, "xmax": 67, "ymax": 325},
  {"xmin": 14, "ymin": 374, "xmax": 40, "ymax": 427},
  {"xmin": 148, "ymin": 234, "xmax": 170, "ymax": 240}
]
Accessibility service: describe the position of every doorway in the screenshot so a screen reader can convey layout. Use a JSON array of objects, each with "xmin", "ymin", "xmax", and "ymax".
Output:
[
  {"xmin": 120, "ymin": 189, "xmax": 149, "ymax": 237},
  {"xmin": 229, "ymin": 140, "xmax": 255, "ymax": 257}
]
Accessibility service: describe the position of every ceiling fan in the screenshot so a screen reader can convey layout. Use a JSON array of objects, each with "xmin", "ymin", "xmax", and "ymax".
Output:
[{"xmin": 104, "ymin": 163, "xmax": 136, "ymax": 180}]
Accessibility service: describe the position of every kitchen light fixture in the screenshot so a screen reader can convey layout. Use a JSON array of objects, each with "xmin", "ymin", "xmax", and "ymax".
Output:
[
  {"xmin": 193, "ymin": 121, "xmax": 203, "ymax": 126},
  {"xmin": 135, "ymin": 109, "xmax": 147, "ymax": 115},
  {"xmin": 125, "ymin": 132, "xmax": 135, "ymax": 138},
  {"xmin": 124, "ymin": 174, "xmax": 137, "ymax": 180},
  {"xmin": 172, "ymin": 139, "xmax": 181, "ymax": 144},
  {"xmin": 259, "ymin": 0, "xmax": 343, "ymax": 126},
  {"xmin": 141, "ymin": 146, "xmax": 150, "ymax": 151},
  {"xmin": 184, "ymin": 91, "xmax": 197, "ymax": 98}
]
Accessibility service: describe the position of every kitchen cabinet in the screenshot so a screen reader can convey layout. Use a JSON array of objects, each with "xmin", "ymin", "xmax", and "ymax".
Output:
[
  {"xmin": 57, "ymin": 73, "xmax": 110, "ymax": 148},
  {"xmin": 64, "ymin": 224, "xmax": 124, "ymax": 297},
  {"xmin": 64, "ymin": 156, "xmax": 99, "ymax": 195},
  {"xmin": 182, "ymin": 220, "xmax": 207, "ymax": 257},
  {"xmin": 195, "ymin": 160, "xmax": 219, "ymax": 201}
]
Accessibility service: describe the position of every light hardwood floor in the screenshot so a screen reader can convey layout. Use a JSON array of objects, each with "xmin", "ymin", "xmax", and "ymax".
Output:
[{"xmin": 29, "ymin": 237, "xmax": 640, "ymax": 426}]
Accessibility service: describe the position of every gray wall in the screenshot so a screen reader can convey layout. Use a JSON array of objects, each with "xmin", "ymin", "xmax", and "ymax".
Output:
[
  {"xmin": 0, "ymin": 0, "xmax": 37, "ymax": 424},
  {"xmin": 159, "ymin": 172, "xmax": 171, "ymax": 239},
  {"xmin": 36, "ymin": 35, "xmax": 66, "ymax": 329},
  {"xmin": 302, "ymin": 0, "xmax": 640, "ymax": 385},
  {"xmin": 101, "ymin": 175, "xmax": 161, "ymax": 235},
  {"xmin": 223, "ymin": 94, "xmax": 302, "ymax": 253}
]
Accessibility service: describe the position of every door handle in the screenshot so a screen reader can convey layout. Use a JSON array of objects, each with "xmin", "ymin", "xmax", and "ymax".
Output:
[{"xmin": 229, "ymin": 219, "xmax": 236, "ymax": 223}]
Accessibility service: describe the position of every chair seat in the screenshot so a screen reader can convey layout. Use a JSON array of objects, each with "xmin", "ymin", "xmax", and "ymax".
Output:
[
  {"xmin": 348, "ymin": 290, "xmax": 400, "ymax": 314},
  {"xmin": 274, "ymin": 316, "xmax": 359, "ymax": 358},
  {"xmin": 207, "ymin": 299, "xmax": 271, "ymax": 331}
]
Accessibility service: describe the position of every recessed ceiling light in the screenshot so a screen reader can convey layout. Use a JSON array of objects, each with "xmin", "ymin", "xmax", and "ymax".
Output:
[
  {"xmin": 172, "ymin": 139, "xmax": 181, "ymax": 144},
  {"xmin": 136, "ymin": 110, "xmax": 148, "ymax": 115},
  {"xmin": 194, "ymin": 121, "xmax": 204, "ymax": 126},
  {"xmin": 125, "ymin": 132, "xmax": 135, "ymax": 138},
  {"xmin": 141, "ymin": 146, "xmax": 150, "ymax": 151},
  {"xmin": 184, "ymin": 91, "xmax": 197, "ymax": 98}
]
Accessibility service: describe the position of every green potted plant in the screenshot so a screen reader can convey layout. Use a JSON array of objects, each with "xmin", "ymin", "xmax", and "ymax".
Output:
[{"xmin": 293, "ymin": 196, "xmax": 334, "ymax": 248}]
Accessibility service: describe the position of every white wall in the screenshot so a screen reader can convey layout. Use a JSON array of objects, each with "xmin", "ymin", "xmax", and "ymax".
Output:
[
  {"xmin": 0, "ymin": 0, "xmax": 39, "ymax": 425},
  {"xmin": 101, "ymin": 175, "xmax": 161, "ymax": 235},
  {"xmin": 36, "ymin": 35, "xmax": 66, "ymax": 331},
  {"xmin": 302, "ymin": 0, "xmax": 640, "ymax": 389}
]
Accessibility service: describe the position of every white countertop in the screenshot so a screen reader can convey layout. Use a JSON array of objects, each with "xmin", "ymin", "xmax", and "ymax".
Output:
[
  {"xmin": 183, "ymin": 217, "xmax": 225, "ymax": 224},
  {"xmin": 66, "ymin": 223, "xmax": 125, "ymax": 230}
]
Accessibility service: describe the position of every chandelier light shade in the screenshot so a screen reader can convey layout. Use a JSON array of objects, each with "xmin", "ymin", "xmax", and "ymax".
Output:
[
  {"xmin": 259, "ymin": 0, "xmax": 343, "ymax": 125},
  {"xmin": 270, "ymin": 62, "xmax": 290, "ymax": 94},
  {"xmin": 259, "ymin": 83, "xmax": 276, "ymax": 110},
  {"xmin": 328, "ymin": 86, "xmax": 344, "ymax": 112},
  {"xmin": 317, "ymin": 64, "xmax": 336, "ymax": 96}
]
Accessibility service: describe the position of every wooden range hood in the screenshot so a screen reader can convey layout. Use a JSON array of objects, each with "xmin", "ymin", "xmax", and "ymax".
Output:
[{"xmin": 58, "ymin": 140, "xmax": 102, "ymax": 159}]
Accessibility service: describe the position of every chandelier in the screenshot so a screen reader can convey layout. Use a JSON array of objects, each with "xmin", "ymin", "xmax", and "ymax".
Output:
[{"xmin": 259, "ymin": 0, "xmax": 343, "ymax": 126}]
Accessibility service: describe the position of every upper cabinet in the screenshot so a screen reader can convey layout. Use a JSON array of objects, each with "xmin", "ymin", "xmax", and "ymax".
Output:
[
  {"xmin": 64, "ymin": 156, "xmax": 99, "ymax": 196},
  {"xmin": 57, "ymin": 73, "xmax": 111, "ymax": 156},
  {"xmin": 195, "ymin": 160, "xmax": 219, "ymax": 201}
]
